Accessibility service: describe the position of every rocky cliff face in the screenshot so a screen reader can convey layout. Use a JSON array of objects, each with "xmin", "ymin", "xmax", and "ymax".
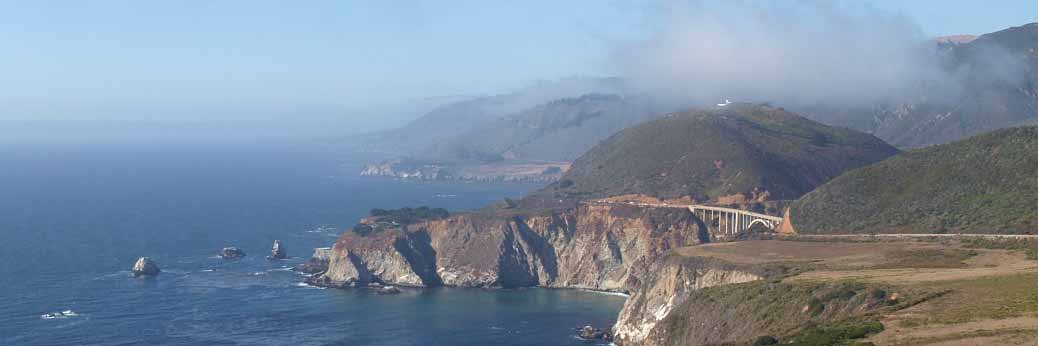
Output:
[
  {"xmin": 310, "ymin": 204, "xmax": 710, "ymax": 292},
  {"xmin": 611, "ymin": 256, "xmax": 787, "ymax": 345},
  {"xmin": 309, "ymin": 203, "xmax": 792, "ymax": 345}
]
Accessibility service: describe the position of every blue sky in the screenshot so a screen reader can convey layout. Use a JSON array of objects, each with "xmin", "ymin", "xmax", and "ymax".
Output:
[{"xmin": 0, "ymin": 1, "xmax": 1035, "ymax": 127}]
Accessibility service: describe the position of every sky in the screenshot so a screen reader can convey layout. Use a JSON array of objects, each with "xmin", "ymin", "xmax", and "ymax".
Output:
[{"xmin": 0, "ymin": 0, "xmax": 1036, "ymax": 131}]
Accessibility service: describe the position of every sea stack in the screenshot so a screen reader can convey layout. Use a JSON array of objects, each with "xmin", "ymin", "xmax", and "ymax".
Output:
[
  {"xmin": 268, "ymin": 240, "xmax": 287, "ymax": 260},
  {"xmin": 131, "ymin": 257, "xmax": 160, "ymax": 277},
  {"xmin": 220, "ymin": 247, "xmax": 246, "ymax": 259}
]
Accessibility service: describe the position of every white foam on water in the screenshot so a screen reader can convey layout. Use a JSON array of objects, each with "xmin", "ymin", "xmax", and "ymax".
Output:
[
  {"xmin": 294, "ymin": 282, "xmax": 326, "ymax": 289},
  {"xmin": 40, "ymin": 310, "xmax": 79, "ymax": 320},
  {"xmin": 94, "ymin": 270, "xmax": 132, "ymax": 280},
  {"xmin": 579, "ymin": 289, "xmax": 630, "ymax": 298}
]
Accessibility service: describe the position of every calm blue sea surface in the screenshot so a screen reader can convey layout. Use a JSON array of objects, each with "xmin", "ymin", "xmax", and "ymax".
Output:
[{"xmin": 0, "ymin": 138, "xmax": 624, "ymax": 346}]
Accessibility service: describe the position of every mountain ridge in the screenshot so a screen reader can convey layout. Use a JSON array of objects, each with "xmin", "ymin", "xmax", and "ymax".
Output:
[
  {"xmin": 520, "ymin": 103, "xmax": 899, "ymax": 210},
  {"xmin": 789, "ymin": 126, "xmax": 1038, "ymax": 234}
]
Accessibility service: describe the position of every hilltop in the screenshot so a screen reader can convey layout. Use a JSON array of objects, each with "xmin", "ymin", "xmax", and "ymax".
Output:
[
  {"xmin": 816, "ymin": 23, "xmax": 1038, "ymax": 148},
  {"xmin": 789, "ymin": 126, "xmax": 1038, "ymax": 234},
  {"xmin": 420, "ymin": 94, "xmax": 657, "ymax": 162},
  {"xmin": 358, "ymin": 77, "xmax": 627, "ymax": 156},
  {"xmin": 361, "ymin": 93, "xmax": 658, "ymax": 182},
  {"xmin": 520, "ymin": 104, "xmax": 898, "ymax": 209}
]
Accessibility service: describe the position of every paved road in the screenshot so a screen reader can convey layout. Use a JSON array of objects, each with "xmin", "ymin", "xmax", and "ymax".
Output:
[{"xmin": 790, "ymin": 233, "xmax": 1038, "ymax": 239}]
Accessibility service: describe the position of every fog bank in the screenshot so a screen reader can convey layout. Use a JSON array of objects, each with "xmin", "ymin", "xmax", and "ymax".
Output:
[{"xmin": 613, "ymin": 1, "xmax": 949, "ymax": 108}]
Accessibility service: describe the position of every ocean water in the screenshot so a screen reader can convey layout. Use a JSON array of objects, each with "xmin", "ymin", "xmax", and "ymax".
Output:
[{"xmin": 0, "ymin": 138, "xmax": 625, "ymax": 346}]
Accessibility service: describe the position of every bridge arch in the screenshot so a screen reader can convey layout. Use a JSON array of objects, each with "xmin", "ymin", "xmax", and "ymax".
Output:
[{"xmin": 746, "ymin": 218, "xmax": 774, "ymax": 229}]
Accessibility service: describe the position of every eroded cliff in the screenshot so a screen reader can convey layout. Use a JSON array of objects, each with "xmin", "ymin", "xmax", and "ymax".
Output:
[
  {"xmin": 611, "ymin": 255, "xmax": 788, "ymax": 345},
  {"xmin": 310, "ymin": 204, "xmax": 712, "ymax": 292},
  {"xmin": 308, "ymin": 203, "xmax": 803, "ymax": 345}
]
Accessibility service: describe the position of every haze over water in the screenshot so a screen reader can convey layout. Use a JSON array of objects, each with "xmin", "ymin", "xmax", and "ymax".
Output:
[{"xmin": 0, "ymin": 136, "xmax": 624, "ymax": 346}]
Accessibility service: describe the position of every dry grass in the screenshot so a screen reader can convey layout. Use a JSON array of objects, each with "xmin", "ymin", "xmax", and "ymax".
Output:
[{"xmin": 675, "ymin": 238, "xmax": 1038, "ymax": 345}]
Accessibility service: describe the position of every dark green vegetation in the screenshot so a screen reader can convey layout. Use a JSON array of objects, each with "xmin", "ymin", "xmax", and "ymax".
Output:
[
  {"xmin": 790, "ymin": 126, "xmax": 1038, "ymax": 234},
  {"xmin": 656, "ymin": 279, "xmax": 922, "ymax": 346},
  {"xmin": 785, "ymin": 318, "xmax": 884, "ymax": 346},
  {"xmin": 351, "ymin": 207, "xmax": 449, "ymax": 236},
  {"xmin": 523, "ymin": 104, "xmax": 897, "ymax": 208}
]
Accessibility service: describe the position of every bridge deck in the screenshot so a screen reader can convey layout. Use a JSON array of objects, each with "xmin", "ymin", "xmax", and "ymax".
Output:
[{"xmin": 585, "ymin": 201, "xmax": 783, "ymax": 222}]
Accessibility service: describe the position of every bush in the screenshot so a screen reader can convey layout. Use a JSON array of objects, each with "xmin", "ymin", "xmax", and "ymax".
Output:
[
  {"xmin": 556, "ymin": 179, "xmax": 574, "ymax": 189},
  {"xmin": 807, "ymin": 298, "xmax": 825, "ymax": 316},
  {"xmin": 352, "ymin": 223, "xmax": 375, "ymax": 236},
  {"xmin": 752, "ymin": 335, "xmax": 779, "ymax": 346},
  {"xmin": 502, "ymin": 197, "xmax": 519, "ymax": 209},
  {"xmin": 789, "ymin": 320, "xmax": 884, "ymax": 346},
  {"xmin": 368, "ymin": 206, "xmax": 449, "ymax": 225}
]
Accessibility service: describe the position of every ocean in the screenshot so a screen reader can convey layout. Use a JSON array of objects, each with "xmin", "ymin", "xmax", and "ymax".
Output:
[{"xmin": 0, "ymin": 136, "xmax": 625, "ymax": 346}]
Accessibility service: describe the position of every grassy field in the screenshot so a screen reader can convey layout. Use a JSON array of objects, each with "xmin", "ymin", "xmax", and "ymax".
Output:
[{"xmin": 666, "ymin": 239, "xmax": 1038, "ymax": 345}]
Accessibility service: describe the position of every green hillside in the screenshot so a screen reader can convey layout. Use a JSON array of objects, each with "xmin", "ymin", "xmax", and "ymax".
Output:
[
  {"xmin": 790, "ymin": 126, "xmax": 1038, "ymax": 234},
  {"xmin": 522, "ymin": 104, "xmax": 898, "ymax": 208}
]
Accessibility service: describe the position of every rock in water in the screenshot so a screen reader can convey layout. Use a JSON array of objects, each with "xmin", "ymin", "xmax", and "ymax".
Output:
[
  {"xmin": 131, "ymin": 257, "xmax": 160, "ymax": 277},
  {"xmin": 578, "ymin": 325, "xmax": 608, "ymax": 340},
  {"xmin": 378, "ymin": 285, "xmax": 401, "ymax": 294},
  {"xmin": 295, "ymin": 247, "xmax": 331, "ymax": 274},
  {"xmin": 220, "ymin": 247, "xmax": 246, "ymax": 259},
  {"xmin": 267, "ymin": 240, "xmax": 287, "ymax": 260}
]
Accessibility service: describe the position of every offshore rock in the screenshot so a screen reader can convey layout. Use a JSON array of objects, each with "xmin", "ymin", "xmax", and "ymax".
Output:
[
  {"xmin": 219, "ymin": 247, "xmax": 246, "ymax": 259},
  {"xmin": 131, "ymin": 257, "xmax": 160, "ymax": 277},
  {"xmin": 268, "ymin": 240, "xmax": 287, "ymax": 260},
  {"xmin": 578, "ymin": 325, "xmax": 609, "ymax": 340},
  {"xmin": 296, "ymin": 247, "xmax": 332, "ymax": 274}
]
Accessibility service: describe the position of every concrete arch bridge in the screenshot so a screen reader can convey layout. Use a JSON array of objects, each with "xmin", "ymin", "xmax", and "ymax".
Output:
[{"xmin": 587, "ymin": 200, "xmax": 784, "ymax": 235}]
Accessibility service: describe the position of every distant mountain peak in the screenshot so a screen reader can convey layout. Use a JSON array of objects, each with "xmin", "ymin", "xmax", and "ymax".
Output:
[{"xmin": 933, "ymin": 34, "xmax": 976, "ymax": 44}]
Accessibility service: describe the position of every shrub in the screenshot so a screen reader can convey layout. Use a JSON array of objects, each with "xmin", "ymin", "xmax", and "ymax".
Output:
[
  {"xmin": 502, "ymin": 198, "xmax": 519, "ymax": 209},
  {"xmin": 367, "ymin": 206, "xmax": 449, "ymax": 225},
  {"xmin": 807, "ymin": 298, "xmax": 825, "ymax": 316},
  {"xmin": 352, "ymin": 223, "xmax": 375, "ymax": 236},
  {"xmin": 789, "ymin": 320, "xmax": 884, "ymax": 346},
  {"xmin": 752, "ymin": 335, "xmax": 779, "ymax": 346}
]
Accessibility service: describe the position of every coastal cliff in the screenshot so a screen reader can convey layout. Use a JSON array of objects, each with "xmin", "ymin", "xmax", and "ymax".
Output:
[
  {"xmin": 611, "ymin": 255, "xmax": 784, "ymax": 345},
  {"xmin": 310, "ymin": 204, "xmax": 710, "ymax": 292},
  {"xmin": 309, "ymin": 203, "xmax": 799, "ymax": 345},
  {"xmin": 312, "ymin": 104, "xmax": 909, "ymax": 345}
]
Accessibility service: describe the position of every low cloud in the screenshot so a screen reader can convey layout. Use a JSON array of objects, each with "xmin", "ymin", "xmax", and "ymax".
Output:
[{"xmin": 612, "ymin": 1, "xmax": 955, "ymax": 108}]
